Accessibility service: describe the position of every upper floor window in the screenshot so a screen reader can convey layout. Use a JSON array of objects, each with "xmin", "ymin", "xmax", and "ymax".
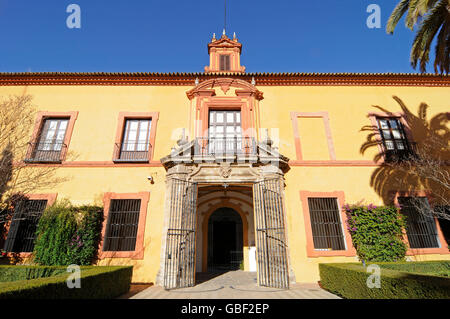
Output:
[
  {"xmin": 219, "ymin": 55, "xmax": 230, "ymax": 71},
  {"xmin": 115, "ymin": 119, "xmax": 152, "ymax": 162},
  {"xmin": 307, "ymin": 197, "xmax": 346, "ymax": 251},
  {"xmin": 207, "ymin": 110, "xmax": 248, "ymax": 154},
  {"xmin": 398, "ymin": 197, "xmax": 440, "ymax": 249},
  {"xmin": 4, "ymin": 199, "xmax": 48, "ymax": 253},
  {"xmin": 26, "ymin": 118, "xmax": 69, "ymax": 163},
  {"xmin": 376, "ymin": 117, "xmax": 413, "ymax": 162}
]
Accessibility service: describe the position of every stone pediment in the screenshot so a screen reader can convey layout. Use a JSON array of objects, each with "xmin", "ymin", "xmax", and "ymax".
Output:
[
  {"xmin": 186, "ymin": 78, "xmax": 263, "ymax": 100},
  {"xmin": 160, "ymin": 137, "xmax": 290, "ymax": 173},
  {"xmin": 208, "ymin": 36, "xmax": 242, "ymax": 54}
]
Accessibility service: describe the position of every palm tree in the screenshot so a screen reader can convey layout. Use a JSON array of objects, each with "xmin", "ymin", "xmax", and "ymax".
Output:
[{"xmin": 387, "ymin": 0, "xmax": 450, "ymax": 74}]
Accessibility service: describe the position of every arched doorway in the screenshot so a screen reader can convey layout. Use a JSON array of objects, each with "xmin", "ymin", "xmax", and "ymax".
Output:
[{"xmin": 207, "ymin": 207, "xmax": 243, "ymax": 272}]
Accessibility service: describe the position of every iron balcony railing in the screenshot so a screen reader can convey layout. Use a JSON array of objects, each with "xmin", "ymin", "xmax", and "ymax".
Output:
[
  {"xmin": 194, "ymin": 137, "xmax": 257, "ymax": 156},
  {"xmin": 383, "ymin": 142, "xmax": 417, "ymax": 163},
  {"xmin": 24, "ymin": 142, "xmax": 67, "ymax": 163},
  {"xmin": 114, "ymin": 142, "xmax": 152, "ymax": 162}
]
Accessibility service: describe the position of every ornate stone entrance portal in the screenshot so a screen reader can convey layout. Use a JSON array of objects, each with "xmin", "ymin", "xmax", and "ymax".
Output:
[
  {"xmin": 157, "ymin": 134, "xmax": 293, "ymax": 290},
  {"xmin": 157, "ymin": 76, "xmax": 293, "ymax": 290}
]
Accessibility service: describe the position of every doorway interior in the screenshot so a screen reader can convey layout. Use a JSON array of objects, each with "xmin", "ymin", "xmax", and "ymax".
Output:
[{"xmin": 207, "ymin": 207, "xmax": 243, "ymax": 272}]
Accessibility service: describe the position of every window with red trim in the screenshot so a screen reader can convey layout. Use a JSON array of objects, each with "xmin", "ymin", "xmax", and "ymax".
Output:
[
  {"xmin": 26, "ymin": 118, "xmax": 70, "ymax": 163},
  {"xmin": 307, "ymin": 197, "xmax": 346, "ymax": 251},
  {"xmin": 376, "ymin": 117, "xmax": 414, "ymax": 162},
  {"xmin": 4, "ymin": 199, "xmax": 48, "ymax": 252},
  {"xmin": 103, "ymin": 199, "xmax": 141, "ymax": 251},
  {"xmin": 398, "ymin": 197, "xmax": 440, "ymax": 249}
]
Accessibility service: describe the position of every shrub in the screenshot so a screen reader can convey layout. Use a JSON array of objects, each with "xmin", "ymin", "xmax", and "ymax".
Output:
[
  {"xmin": 319, "ymin": 262, "xmax": 450, "ymax": 299},
  {"xmin": 378, "ymin": 260, "xmax": 450, "ymax": 277},
  {"xmin": 0, "ymin": 265, "xmax": 132, "ymax": 299},
  {"xmin": 33, "ymin": 200, "xmax": 103, "ymax": 266},
  {"xmin": 344, "ymin": 204, "xmax": 407, "ymax": 262},
  {"xmin": 0, "ymin": 265, "xmax": 67, "ymax": 282}
]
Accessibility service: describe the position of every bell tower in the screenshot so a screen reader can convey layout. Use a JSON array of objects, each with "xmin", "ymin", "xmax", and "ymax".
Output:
[{"xmin": 205, "ymin": 31, "xmax": 246, "ymax": 73}]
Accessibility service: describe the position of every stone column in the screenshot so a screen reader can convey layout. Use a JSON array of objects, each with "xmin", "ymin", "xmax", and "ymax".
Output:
[{"xmin": 155, "ymin": 164, "xmax": 190, "ymax": 287}]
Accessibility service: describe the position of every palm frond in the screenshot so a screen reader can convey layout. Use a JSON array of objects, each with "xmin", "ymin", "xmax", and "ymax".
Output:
[
  {"xmin": 410, "ymin": 0, "xmax": 447, "ymax": 72},
  {"xmin": 405, "ymin": 0, "xmax": 422, "ymax": 29},
  {"xmin": 387, "ymin": 0, "xmax": 411, "ymax": 33},
  {"xmin": 434, "ymin": 18, "xmax": 450, "ymax": 73}
]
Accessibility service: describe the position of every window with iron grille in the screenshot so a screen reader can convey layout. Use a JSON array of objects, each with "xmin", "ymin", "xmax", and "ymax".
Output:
[
  {"xmin": 118, "ymin": 119, "xmax": 152, "ymax": 161},
  {"xmin": 4, "ymin": 200, "xmax": 48, "ymax": 252},
  {"xmin": 398, "ymin": 197, "xmax": 440, "ymax": 249},
  {"xmin": 307, "ymin": 198, "xmax": 346, "ymax": 250},
  {"xmin": 376, "ymin": 117, "xmax": 412, "ymax": 161},
  {"xmin": 219, "ymin": 54, "xmax": 230, "ymax": 71},
  {"xmin": 30, "ymin": 118, "xmax": 69, "ymax": 162},
  {"xmin": 103, "ymin": 199, "xmax": 141, "ymax": 251}
]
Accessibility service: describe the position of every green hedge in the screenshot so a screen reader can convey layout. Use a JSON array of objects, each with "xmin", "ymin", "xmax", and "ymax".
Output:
[
  {"xmin": 0, "ymin": 265, "xmax": 132, "ymax": 299},
  {"xmin": 0, "ymin": 266, "xmax": 67, "ymax": 282},
  {"xmin": 319, "ymin": 262, "xmax": 450, "ymax": 299},
  {"xmin": 378, "ymin": 260, "xmax": 450, "ymax": 277}
]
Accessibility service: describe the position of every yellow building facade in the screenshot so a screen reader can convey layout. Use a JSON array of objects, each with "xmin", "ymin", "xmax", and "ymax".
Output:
[{"xmin": 1, "ymin": 34, "xmax": 449, "ymax": 287}]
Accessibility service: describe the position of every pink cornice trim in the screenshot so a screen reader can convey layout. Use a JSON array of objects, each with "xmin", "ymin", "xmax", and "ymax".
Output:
[
  {"xmin": 289, "ymin": 160, "xmax": 377, "ymax": 167},
  {"xmin": 17, "ymin": 161, "xmax": 163, "ymax": 168}
]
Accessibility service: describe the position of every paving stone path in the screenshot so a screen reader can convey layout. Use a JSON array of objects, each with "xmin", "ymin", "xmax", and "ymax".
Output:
[{"xmin": 131, "ymin": 270, "xmax": 340, "ymax": 299}]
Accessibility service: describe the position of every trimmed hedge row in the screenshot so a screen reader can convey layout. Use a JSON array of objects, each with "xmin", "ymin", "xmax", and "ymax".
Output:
[
  {"xmin": 319, "ymin": 262, "xmax": 450, "ymax": 299},
  {"xmin": 0, "ymin": 266, "xmax": 67, "ymax": 282},
  {"xmin": 0, "ymin": 265, "xmax": 133, "ymax": 299},
  {"xmin": 378, "ymin": 260, "xmax": 450, "ymax": 277}
]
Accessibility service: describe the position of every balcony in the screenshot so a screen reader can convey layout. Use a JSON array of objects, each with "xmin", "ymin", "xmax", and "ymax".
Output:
[
  {"xmin": 194, "ymin": 137, "xmax": 257, "ymax": 156},
  {"xmin": 114, "ymin": 142, "xmax": 152, "ymax": 163},
  {"xmin": 383, "ymin": 142, "xmax": 417, "ymax": 163},
  {"xmin": 24, "ymin": 142, "xmax": 67, "ymax": 163}
]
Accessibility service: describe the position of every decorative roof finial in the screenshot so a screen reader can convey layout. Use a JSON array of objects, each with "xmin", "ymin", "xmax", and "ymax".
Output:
[
  {"xmin": 195, "ymin": 77, "xmax": 199, "ymax": 86},
  {"xmin": 212, "ymin": 33, "xmax": 216, "ymax": 41},
  {"xmin": 223, "ymin": 0, "xmax": 227, "ymax": 37},
  {"xmin": 223, "ymin": 28, "xmax": 226, "ymax": 36},
  {"xmin": 251, "ymin": 77, "xmax": 256, "ymax": 85},
  {"xmin": 233, "ymin": 32, "xmax": 236, "ymax": 40}
]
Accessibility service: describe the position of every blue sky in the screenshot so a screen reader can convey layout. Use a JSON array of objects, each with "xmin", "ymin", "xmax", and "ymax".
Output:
[{"xmin": 0, "ymin": 0, "xmax": 428, "ymax": 73}]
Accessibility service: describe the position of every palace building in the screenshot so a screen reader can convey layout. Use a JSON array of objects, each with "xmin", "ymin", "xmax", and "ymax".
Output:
[{"xmin": 0, "ymin": 32, "xmax": 449, "ymax": 289}]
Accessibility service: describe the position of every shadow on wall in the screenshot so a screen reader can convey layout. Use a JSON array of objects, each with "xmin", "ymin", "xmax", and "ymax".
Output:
[
  {"xmin": 0, "ymin": 146, "xmax": 13, "ymax": 248},
  {"xmin": 360, "ymin": 95, "xmax": 449, "ymax": 205},
  {"xmin": 359, "ymin": 95, "xmax": 450, "ymax": 246}
]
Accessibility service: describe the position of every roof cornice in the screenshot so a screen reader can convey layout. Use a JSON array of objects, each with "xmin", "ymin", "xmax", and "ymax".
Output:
[{"xmin": 0, "ymin": 72, "xmax": 448, "ymax": 87}]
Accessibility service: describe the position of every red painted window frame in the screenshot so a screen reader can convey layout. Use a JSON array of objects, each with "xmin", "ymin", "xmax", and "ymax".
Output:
[
  {"xmin": 391, "ymin": 190, "xmax": 449, "ymax": 256},
  {"xmin": 99, "ymin": 192, "xmax": 150, "ymax": 260},
  {"xmin": 299, "ymin": 190, "xmax": 356, "ymax": 257},
  {"xmin": 113, "ymin": 112, "xmax": 159, "ymax": 163},
  {"xmin": 28, "ymin": 111, "xmax": 78, "ymax": 162},
  {"xmin": 3, "ymin": 193, "xmax": 57, "ymax": 258}
]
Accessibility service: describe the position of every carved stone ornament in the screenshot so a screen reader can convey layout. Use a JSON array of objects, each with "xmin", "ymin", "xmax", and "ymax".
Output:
[{"xmin": 219, "ymin": 164, "xmax": 232, "ymax": 178}]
